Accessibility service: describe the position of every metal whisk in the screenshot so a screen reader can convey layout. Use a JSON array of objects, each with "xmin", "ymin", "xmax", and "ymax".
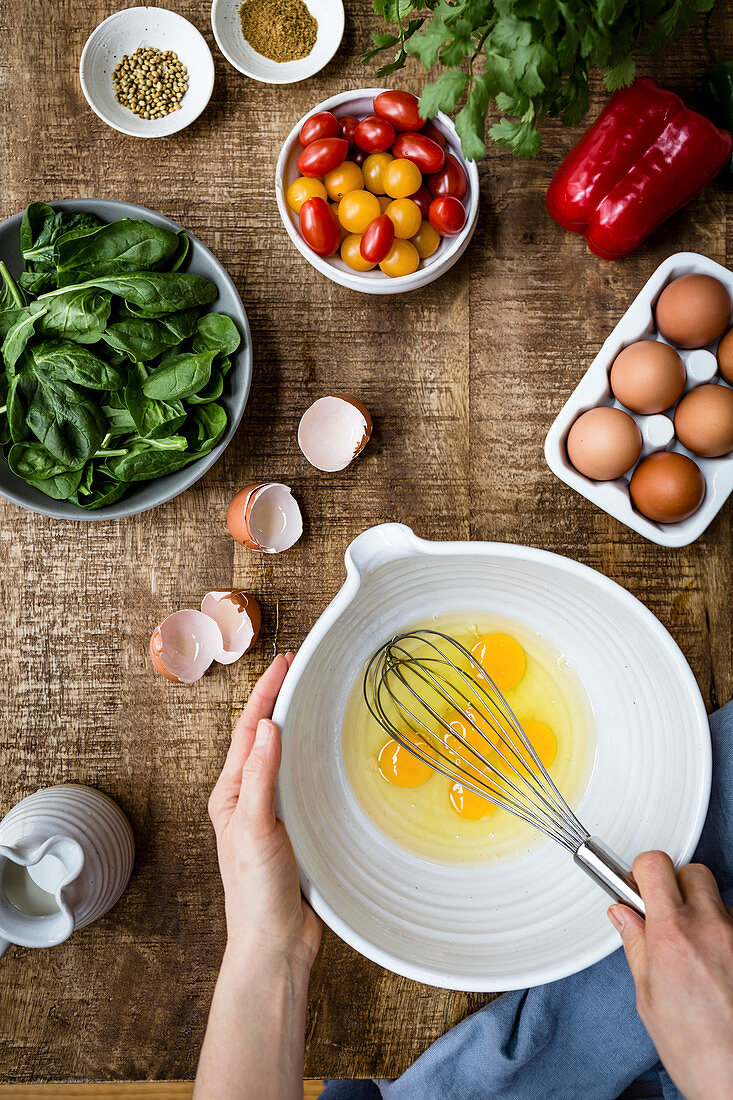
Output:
[{"xmin": 364, "ymin": 630, "xmax": 645, "ymax": 915}]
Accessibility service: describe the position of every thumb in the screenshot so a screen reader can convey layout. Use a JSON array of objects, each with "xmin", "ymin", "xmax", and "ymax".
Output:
[
  {"xmin": 238, "ymin": 719, "xmax": 282, "ymax": 831},
  {"xmin": 608, "ymin": 904, "xmax": 647, "ymax": 984}
]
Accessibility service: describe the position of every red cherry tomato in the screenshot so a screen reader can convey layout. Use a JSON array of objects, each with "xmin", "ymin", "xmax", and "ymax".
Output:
[
  {"xmin": 299, "ymin": 197, "xmax": 342, "ymax": 256},
  {"xmin": 420, "ymin": 121, "xmax": 447, "ymax": 149},
  {"xmin": 428, "ymin": 195, "xmax": 466, "ymax": 237},
  {"xmin": 411, "ymin": 185, "xmax": 433, "ymax": 219},
  {"xmin": 339, "ymin": 114, "xmax": 359, "ymax": 145},
  {"xmin": 298, "ymin": 111, "xmax": 340, "ymax": 147},
  {"xmin": 426, "ymin": 153, "xmax": 468, "ymax": 201},
  {"xmin": 297, "ymin": 137, "xmax": 348, "ymax": 178},
  {"xmin": 373, "ymin": 90, "xmax": 423, "ymax": 132},
  {"xmin": 360, "ymin": 215, "xmax": 395, "ymax": 263},
  {"xmin": 354, "ymin": 115, "xmax": 396, "ymax": 154},
  {"xmin": 391, "ymin": 132, "xmax": 445, "ymax": 175},
  {"xmin": 351, "ymin": 148, "xmax": 367, "ymax": 167}
]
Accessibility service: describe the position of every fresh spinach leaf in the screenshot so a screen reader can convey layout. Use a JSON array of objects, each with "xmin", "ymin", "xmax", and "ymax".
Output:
[
  {"xmin": 25, "ymin": 372, "xmax": 106, "ymax": 467},
  {"xmin": 36, "ymin": 288, "xmax": 112, "ymax": 344},
  {"xmin": 73, "ymin": 473, "xmax": 130, "ymax": 509},
  {"xmin": 7, "ymin": 371, "xmax": 36, "ymax": 443},
  {"xmin": 142, "ymin": 349, "xmax": 216, "ymax": 400},
  {"xmin": 56, "ymin": 219, "xmax": 180, "ymax": 285},
  {"xmin": 185, "ymin": 403, "xmax": 228, "ymax": 454},
  {"xmin": 102, "ymin": 313, "xmax": 190, "ymax": 362},
  {"xmin": 0, "ymin": 261, "xmax": 26, "ymax": 311},
  {"xmin": 102, "ymin": 438, "xmax": 192, "ymax": 482},
  {"xmin": 20, "ymin": 204, "xmax": 102, "ymax": 277},
  {"xmin": 166, "ymin": 232, "xmax": 190, "ymax": 272},
  {"xmin": 2, "ymin": 304, "xmax": 47, "ymax": 371},
  {"xmin": 29, "ymin": 339, "xmax": 124, "ymax": 390},
  {"xmin": 186, "ymin": 362, "xmax": 224, "ymax": 405},
  {"xmin": 27, "ymin": 467, "xmax": 85, "ymax": 501},
  {"xmin": 193, "ymin": 313, "xmax": 241, "ymax": 357},
  {"xmin": 39, "ymin": 271, "xmax": 218, "ymax": 315},
  {"xmin": 124, "ymin": 363, "xmax": 187, "ymax": 439},
  {"xmin": 8, "ymin": 440, "xmax": 79, "ymax": 480}
]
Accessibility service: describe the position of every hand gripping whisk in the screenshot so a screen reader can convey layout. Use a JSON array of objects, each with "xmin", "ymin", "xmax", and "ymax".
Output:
[{"xmin": 364, "ymin": 630, "xmax": 645, "ymax": 916}]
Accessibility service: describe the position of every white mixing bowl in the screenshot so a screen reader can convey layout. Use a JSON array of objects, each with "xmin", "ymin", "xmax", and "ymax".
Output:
[{"xmin": 274, "ymin": 523, "xmax": 711, "ymax": 991}]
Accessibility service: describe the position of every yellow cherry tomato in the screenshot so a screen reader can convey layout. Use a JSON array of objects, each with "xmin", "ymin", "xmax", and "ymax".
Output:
[
  {"xmin": 383, "ymin": 158, "xmax": 422, "ymax": 199},
  {"xmin": 377, "ymin": 194, "xmax": 392, "ymax": 213},
  {"xmin": 379, "ymin": 238, "xmax": 420, "ymax": 278},
  {"xmin": 340, "ymin": 233, "xmax": 377, "ymax": 271},
  {"xmin": 385, "ymin": 198, "xmax": 422, "ymax": 240},
  {"xmin": 286, "ymin": 176, "xmax": 328, "ymax": 213},
  {"xmin": 324, "ymin": 160, "xmax": 364, "ymax": 201},
  {"xmin": 411, "ymin": 219, "xmax": 441, "ymax": 259},
  {"xmin": 362, "ymin": 152, "xmax": 394, "ymax": 195},
  {"xmin": 338, "ymin": 190, "xmax": 382, "ymax": 234}
]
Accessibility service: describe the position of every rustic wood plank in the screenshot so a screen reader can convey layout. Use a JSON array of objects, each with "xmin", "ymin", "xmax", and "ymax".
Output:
[{"xmin": 0, "ymin": 0, "xmax": 730, "ymax": 1086}]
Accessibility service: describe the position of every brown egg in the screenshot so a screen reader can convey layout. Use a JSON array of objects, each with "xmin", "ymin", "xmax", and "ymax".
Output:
[
  {"xmin": 655, "ymin": 274, "xmax": 731, "ymax": 349},
  {"xmin": 609, "ymin": 340, "xmax": 686, "ymax": 414},
  {"xmin": 717, "ymin": 327, "xmax": 733, "ymax": 385},
  {"xmin": 566, "ymin": 407, "xmax": 642, "ymax": 481},
  {"xmin": 629, "ymin": 452, "xmax": 705, "ymax": 523},
  {"xmin": 674, "ymin": 383, "xmax": 733, "ymax": 457}
]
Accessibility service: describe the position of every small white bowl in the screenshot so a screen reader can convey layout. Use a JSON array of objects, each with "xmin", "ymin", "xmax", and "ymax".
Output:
[
  {"xmin": 275, "ymin": 89, "xmax": 480, "ymax": 294},
  {"xmin": 211, "ymin": 0, "xmax": 343, "ymax": 84},
  {"xmin": 80, "ymin": 7, "xmax": 215, "ymax": 138}
]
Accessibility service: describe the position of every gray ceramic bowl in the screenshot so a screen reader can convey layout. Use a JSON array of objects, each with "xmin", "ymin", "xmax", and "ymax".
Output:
[{"xmin": 0, "ymin": 198, "xmax": 252, "ymax": 521}]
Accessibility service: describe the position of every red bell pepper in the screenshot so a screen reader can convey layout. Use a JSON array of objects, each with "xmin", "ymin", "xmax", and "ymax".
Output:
[{"xmin": 546, "ymin": 77, "xmax": 732, "ymax": 260}]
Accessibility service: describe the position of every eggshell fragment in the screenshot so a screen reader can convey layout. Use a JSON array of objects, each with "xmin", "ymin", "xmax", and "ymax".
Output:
[
  {"xmin": 298, "ymin": 395, "xmax": 372, "ymax": 472},
  {"xmin": 150, "ymin": 610, "xmax": 224, "ymax": 684},
  {"xmin": 201, "ymin": 590, "xmax": 261, "ymax": 664},
  {"xmin": 227, "ymin": 482, "xmax": 303, "ymax": 553}
]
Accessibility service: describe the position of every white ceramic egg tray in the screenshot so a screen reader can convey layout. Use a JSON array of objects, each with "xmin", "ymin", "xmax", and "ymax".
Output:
[{"xmin": 545, "ymin": 252, "xmax": 733, "ymax": 547}]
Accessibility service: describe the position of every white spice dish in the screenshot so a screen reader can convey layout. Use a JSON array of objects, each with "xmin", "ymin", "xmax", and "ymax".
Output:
[
  {"xmin": 211, "ymin": 0, "xmax": 344, "ymax": 84},
  {"xmin": 80, "ymin": 7, "xmax": 215, "ymax": 138},
  {"xmin": 545, "ymin": 253, "xmax": 733, "ymax": 548}
]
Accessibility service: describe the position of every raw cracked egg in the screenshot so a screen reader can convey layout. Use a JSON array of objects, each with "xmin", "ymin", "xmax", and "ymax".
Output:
[
  {"xmin": 150, "ymin": 590, "xmax": 261, "ymax": 683},
  {"xmin": 629, "ymin": 451, "xmax": 705, "ymax": 523},
  {"xmin": 227, "ymin": 482, "xmax": 303, "ymax": 552},
  {"xmin": 566, "ymin": 407, "xmax": 642, "ymax": 481},
  {"xmin": 655, "ymin": 274, "xmax": 731, "ymax": 349},
  {"xmin": 298, "ymin": 395, "xmax": 372, "ymax": 472},
  {"xmin": 609, "ymin": 340, "xmax": 686, "ymax": 414}
]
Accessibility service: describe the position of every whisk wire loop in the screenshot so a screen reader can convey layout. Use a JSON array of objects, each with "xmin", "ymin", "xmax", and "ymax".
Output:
[{"xmin": 364, "ymin": 630, "xmax": 588, "ymax": 852}]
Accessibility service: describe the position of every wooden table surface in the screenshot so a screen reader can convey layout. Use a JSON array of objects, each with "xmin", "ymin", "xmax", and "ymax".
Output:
[{"xmin": 0, "ymin": 0, "xmax": 731, "ymax": 1085}]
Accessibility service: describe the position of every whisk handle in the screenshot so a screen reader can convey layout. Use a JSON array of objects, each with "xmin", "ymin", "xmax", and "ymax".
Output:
[{"xmin": 574, "ymin": 837, "xmax": 646, "ymax": 917}]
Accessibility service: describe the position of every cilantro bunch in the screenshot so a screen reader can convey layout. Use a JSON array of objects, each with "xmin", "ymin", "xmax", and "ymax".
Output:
[{"xmin": 365, "ymin": 0, "xmax": 717, "ymax": 158}]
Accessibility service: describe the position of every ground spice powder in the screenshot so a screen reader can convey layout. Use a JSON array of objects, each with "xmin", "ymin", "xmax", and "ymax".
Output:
[{"xmin": 239, "ymin": 0, "xmax": 318, "ymax": 63}]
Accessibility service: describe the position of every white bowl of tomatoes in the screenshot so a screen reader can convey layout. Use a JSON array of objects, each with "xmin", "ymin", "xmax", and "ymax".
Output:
[{"xmin": 275, "ymin": 89, "xmax": 480, "ymax": 294}]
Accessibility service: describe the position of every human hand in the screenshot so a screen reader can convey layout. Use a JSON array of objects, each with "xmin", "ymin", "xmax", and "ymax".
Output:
[
  {"xmin": 208, "ymin": 653, "xmax": 322, "ymax": 972},
  {"xmin": 609, "ymin": 851, "xmax": 733, "ymax": 1100}
]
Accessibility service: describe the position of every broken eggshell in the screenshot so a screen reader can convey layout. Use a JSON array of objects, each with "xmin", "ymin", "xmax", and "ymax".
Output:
[
  {"xmin": 201, "ymin": 590, "xmax": 261, "ymax": 664},
  {"xmin": 227, "ymin": 483, "xmax": 303, "ymax": 553},
  {"xmin": 298, "ymin": 395, "xmax": 372, "ymax": 472},
  {"xmin": 149, "ymin": 609, "xmax": 224, "ymax": 684},
  {"xmin": 150, "ymin": 591, "xmax": 262, "ymax": 683}
]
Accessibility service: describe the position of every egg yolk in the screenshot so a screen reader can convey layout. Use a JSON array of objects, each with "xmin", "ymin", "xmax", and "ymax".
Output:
[
  {"xmin": 378, "ymin": 736, "xmax": 433, "ymax": 787},
  {"xmin": 449, "ymin": 783, "xmax": 497, "ymax": 821},
  {"xmin": 518, "ymin": 719, "xmax": 557, "ymax": 770},
  {"xmin": 471, "ymin": 633, "xmax": 526, "ymax": 693}
]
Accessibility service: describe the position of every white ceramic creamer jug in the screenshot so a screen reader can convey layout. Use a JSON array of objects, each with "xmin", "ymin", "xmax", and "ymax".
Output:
[{"xmin": 0, "ymin": 784, "xmax": 134, "ymax": 957}]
